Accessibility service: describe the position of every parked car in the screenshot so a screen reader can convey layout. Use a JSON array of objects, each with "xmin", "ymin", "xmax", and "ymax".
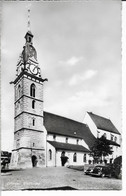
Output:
[
  {"xmin": 91, "ymin": 165, "xmax": 112, "ymax": 178},
  {"xmin": 85, "ymin": 165, "xmax": 95, "ymax": 175}
]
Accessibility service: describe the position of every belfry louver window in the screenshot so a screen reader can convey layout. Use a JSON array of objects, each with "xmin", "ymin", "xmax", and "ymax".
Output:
[{"xmin": 30, "ymin": 83, "xmax": 35, "ymax": 97}]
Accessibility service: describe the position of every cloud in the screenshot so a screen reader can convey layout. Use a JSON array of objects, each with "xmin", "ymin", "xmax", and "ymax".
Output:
[
  {"xmin": 66, "ymin": 56, "xmax": 83, "ymax": 66},
  {"xmin": 60, "ymin": 56, "xmax": 83, "ymax": 66},
  {"xmin": 68, "ymin": 89, "xmax": 111, "ymax": 110},
  {"xmin": 69, "ymin": 69, "xmax": 97, "ymax": 85}
]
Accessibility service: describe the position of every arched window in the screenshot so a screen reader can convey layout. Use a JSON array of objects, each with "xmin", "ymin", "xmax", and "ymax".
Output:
[
  {"xmin": 18, "ymin": 85, "xmax": 21, "ymax": 98},
  {"xmin": 32, "ymin": 100, "xmax": 35, "ymax": 109},
  {"xmin": 33, "ymin": 118, "xmax": 35, "ymax": 126},
  {"xmin": 49, "ymin": 149, "xmax": 52, "ymax": 160},
  {"xmin": 73, "ymin": 153, "xmax": 77, "ymax": 162},
  {"xmin": 83, "ymin": 154, "xmax": 86, "ymax": 162},
  {"xmin": 30, "ymin": 83, "xmax": 35, "ymax": 97}
]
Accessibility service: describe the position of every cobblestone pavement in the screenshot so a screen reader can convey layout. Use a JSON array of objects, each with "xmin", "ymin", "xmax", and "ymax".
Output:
[{"xmin": 1, "ymin": 167, "xmax": 122, "ymax": 190}]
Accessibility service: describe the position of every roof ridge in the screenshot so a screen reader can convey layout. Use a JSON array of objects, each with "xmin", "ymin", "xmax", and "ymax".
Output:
[
  {"xmin": 44, "ymin": 111, "xmax": 87, "ymax": 127},
  {"xmin": 87, "ymin": 111, "xmax": 110, "ymax": 121}
]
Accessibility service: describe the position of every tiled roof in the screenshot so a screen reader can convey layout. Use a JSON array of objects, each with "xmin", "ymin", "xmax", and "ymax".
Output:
[
  {"xmin": 47, "ymin": 141, "xmax": 90, "ymax": 152},
  {"xmin": 87, "ymin": 112, "xmax": 121, "ymax": 135},
  {"xmin": 44, "ymin": 111, "xmax": 96, "ymax": 148},
  {"xmin": 107, "ymin": 139, "xmax": 120, "ymax": 147}
]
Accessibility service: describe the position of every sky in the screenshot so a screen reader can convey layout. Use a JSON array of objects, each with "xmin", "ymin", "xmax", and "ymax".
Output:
[{"xmin": 1, "ymin": 0, "xmax": 122, "ymax": 151}]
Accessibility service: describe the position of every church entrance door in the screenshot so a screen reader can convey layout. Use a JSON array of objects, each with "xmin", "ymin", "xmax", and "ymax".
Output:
[{"xmin": 32, "ymin": 155, "xmax": 37, "ymax": 167}]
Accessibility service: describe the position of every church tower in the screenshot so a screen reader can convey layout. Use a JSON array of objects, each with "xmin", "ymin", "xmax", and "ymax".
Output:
[{"xmin": 10, "ymin": 13, "xmax": 47, "ymax": 168}]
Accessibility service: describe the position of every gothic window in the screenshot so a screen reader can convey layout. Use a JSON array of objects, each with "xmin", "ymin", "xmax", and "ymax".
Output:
[
  {"xmin": 76, "ymin": 139, "xmax": 79, "ymax": 144},
  {"xmin": 83, "ymin": 154, "xmax": 87, "ymax": 162},
  {"xmin": 49, "ymin": 149, "xmax": 52, "ymax": 160},
  {"xmin": 32, "ymin": 100, "xmax": 35, "ymax": 109},
  {"xmin": 33, "ymin": 118, "xmax": 35, "ymax": 126},
  {"xmin": 18, "ymin": 84, "xmax": 21, "ymax": 98},
  {"xmin": 73, "ymin": 153, "xmax": 77, "ymax": 162},
  {"xmin": 30, "ymin": 83, "xmax": 36, "ymax": 97},
  {"xmin": 33, "ymin": 143, "xmax": 35, "ymax": 147}
]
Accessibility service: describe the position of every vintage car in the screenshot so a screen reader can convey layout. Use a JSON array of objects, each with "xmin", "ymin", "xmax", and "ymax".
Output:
[
  {"xmin": 85, "ymin": 165, "xmax": 95, "ymax": 175},
  {"xmin": 91, "ymin": 165, "xmax": 112, "ymax": 178}
]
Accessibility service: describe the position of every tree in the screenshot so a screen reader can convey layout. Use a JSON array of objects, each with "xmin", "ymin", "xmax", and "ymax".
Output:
[{"xmin": 90, "ymin": 135, "xmax": 113, "ymax": 163}]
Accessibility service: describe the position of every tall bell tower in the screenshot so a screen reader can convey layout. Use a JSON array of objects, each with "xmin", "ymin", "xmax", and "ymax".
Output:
[{"xmin": 10, "ymin": 11, "xmax": 47, "ymax": 168}]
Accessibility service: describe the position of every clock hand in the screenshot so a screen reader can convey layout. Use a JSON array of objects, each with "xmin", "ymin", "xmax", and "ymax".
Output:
[{"xmin": 33, "ymin": 66, "xmax": 37, "ymax": 71}]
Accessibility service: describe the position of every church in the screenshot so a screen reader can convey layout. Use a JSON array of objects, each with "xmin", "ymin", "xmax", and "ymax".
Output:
[{"xmin": 10, "ymin": 28, "xmax": 121, "ymax": 169}]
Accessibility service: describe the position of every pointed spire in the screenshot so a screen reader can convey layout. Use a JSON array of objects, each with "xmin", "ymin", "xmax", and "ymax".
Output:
[{"xmin": 28, "ymin": 8, "xmax": 31, "ymax": 32}]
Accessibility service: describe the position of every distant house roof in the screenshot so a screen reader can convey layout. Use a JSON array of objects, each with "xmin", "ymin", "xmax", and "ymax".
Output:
[
  {"xmin": 87, "ymin": 112, "xmax": 121, "ymax": 135},
  {"xmin": 44, "ymin": 111, "xmax": 96, "ymax": 148},
  {"xmin": 47, "ymin": 141, "xmax": 90, "ymax": 152}
]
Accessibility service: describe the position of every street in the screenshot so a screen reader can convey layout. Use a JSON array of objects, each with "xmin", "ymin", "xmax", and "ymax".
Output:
[{"xmin": 1, "ymin": 167, "xmax": 122, "ymax": 190}]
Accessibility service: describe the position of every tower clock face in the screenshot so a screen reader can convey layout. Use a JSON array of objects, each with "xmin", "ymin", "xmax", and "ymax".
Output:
[{"xmin": 29, "ymin": 64, "xmax": 38, "ymax": 75}]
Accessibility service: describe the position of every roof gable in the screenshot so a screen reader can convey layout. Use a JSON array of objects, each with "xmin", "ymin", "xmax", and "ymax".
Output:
[
  {"xmin": 87, "ymin": 112, "xmax": 120, "ymax": 135},
  {"xmin": 44, "ymin": 111, "xmax": 96, "ymax": 148}
]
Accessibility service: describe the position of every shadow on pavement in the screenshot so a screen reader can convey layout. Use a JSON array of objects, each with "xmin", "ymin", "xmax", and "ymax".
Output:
[{"xmin": 22, "ymin": 186, "xmax": 78, "ymax": 190}]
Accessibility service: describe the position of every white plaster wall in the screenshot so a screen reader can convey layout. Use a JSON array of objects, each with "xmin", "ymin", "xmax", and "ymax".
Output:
[
  {"xmin": 83, "ymin": 113, "xmax": 97, "ymax": 137},
  {"xmin": 47, "ymin": 133, "xmax": 82, "ymax": 146},
  {"xmin": 46, "ymin": 142, "xmax": 56, "ymax": 167},
  {"xmin": 56, "ymin": 150, "xmax": 89, "ymax": 166},
  {"xmin": 97, "ymin": 128, "xmax": 120, "ymax": 144}
]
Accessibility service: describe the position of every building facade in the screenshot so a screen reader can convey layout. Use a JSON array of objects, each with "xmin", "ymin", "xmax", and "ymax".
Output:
[
  {"xmin": 83, "ymin": 112, "xmax": 121, "ymax": 163},
  {"xmin": 10, "ymin": 30, "xmax": 121, "ymax": 169},
  {"xmin": 10, "ymin": 30, "xmax": 91, "ymax": 168}
]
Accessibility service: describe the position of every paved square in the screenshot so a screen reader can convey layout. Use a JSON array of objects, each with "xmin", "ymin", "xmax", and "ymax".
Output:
[{"xmin": 1, "ymin": 167, "xmax": 122, "ymax": 190}]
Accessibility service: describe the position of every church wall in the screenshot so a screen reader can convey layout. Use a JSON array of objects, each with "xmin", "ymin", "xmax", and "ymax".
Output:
[
  {"xmin": 22, "ymin": 76, "xmax": 43, "ymax": 100},
  {"xmin": 83, "ymin": 113, "xmax": 97, "ymax": 138},
  {"xmin": 23, "ymin": 96, "xmax": 43, "ymax": 116},
  {"xmin": 15, "ymin": 113, "xmax": 43, "ymax": 131},
  {"xmin": 14, "ymin": 130, "xmax": 45, "ymax": 149},
  {"xmin": 10, "ymin": 148, "xmax": 46, "ymax": 169},
  {"xmin": 56, "ymin": 150, "xmax": 89, "ymax": 166},
  {"xmin": 47, "ymin": 133, "xmax": 82, "ymax": 146},
  {"xmin": 83, "ymin": 112, "xmax": 121, "ymax": 162},
  {"xmin": 46, "ymin": 142, "xmax": 56, "ymax": 167}
]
